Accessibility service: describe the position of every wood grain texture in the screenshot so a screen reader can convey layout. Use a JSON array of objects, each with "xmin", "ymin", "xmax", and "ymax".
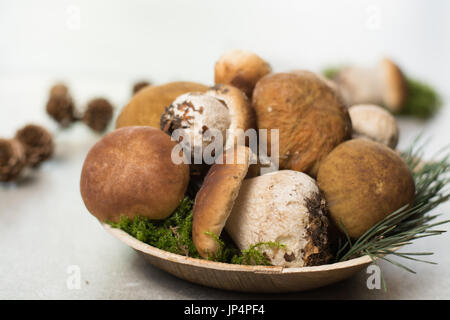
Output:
[{"xmin": 103, "ymin": 224, "xmax": 372, "ymax": 293}]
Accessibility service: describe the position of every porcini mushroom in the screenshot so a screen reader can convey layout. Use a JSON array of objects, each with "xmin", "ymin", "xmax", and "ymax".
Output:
[
  {"xmin": 214, "ymin": 50, "xmax": 271, "ymax": 98},
  {"xmin": 205, "ymin": 84, "xmax": 256, "ymax": 149},
  {"xmin": 160, "ymin": 84, "xmax": 255, "ymax": 155},
  {"xmin": 80, "ymin": 126, "xmax": 190, "ymax": 222},
  {"xmin": 317, "ymin": 139, "xmax": 415, "ymax": 238},
  {"xmin": 160, "ymin": 92, "xmax": 231, "ymax": 156},
  {"xmin": 116, "ymin": 82, "xmax": 208, "ymax": 129},
  {"xmin": 349, "ymin": 104, "xmax": 399, "ymax": 148},
  {"xmin": 252, "ymin": 71, "xmax": 352, "ymax": 177},
  {"xmin": 192, "ymin": 145, "xmax": 251, "ymax": 258},
  {"xmin": 225, "ymin": 170, "xmax": 331, "ymax": 267},
  {"xmin": 333, "ymin": 58, "xmax": 408, "ymax": 112}
]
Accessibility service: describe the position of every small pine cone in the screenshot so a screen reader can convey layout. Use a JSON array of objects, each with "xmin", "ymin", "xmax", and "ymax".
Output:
[
  {"xmin": 46, "ymin": 83, "xmax": 76, "ymax": 127},
  {"xmin": 15, "ymin": 124, "xmax": 54, "ymax": 168},
  {"xmin": 0, "ymin": 138, "xmax": 26, "ymax": 182},
  {"xmin": 83, "ymin": 98, "xmax": 114, "ymax": 133},
  {"xmin": 132, "ymin": 81, "xmax": 150, "ymax": 95}
]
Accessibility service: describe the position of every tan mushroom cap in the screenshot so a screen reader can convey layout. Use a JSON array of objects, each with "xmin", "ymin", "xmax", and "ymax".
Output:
[
  {"xmin": 116, "ymin": 81, "xmax": 208, "ymax": 129},
  {"xmin": 252, "ymin": 71, "xmax": 352, "ymax": 177},
  {"xmin": 349, "ymin": 104, "xmax": 399, "ymax": 148},
  {"xmin": 317, "ymin": 139, "xmax": 415, "ymax": 238},
  {"xmin": 206, "ymin": 84, "xmax": 256, "ymax": 149},
  {"xmin": 379, "ymin": 58, "xmax": 408, "ymax": 112},
  {"xmin": 214, "ymin": 50, "xmax": 271, "ymax": 98},
  {"xmin": 193, "ymin": 145, "xmax": 251, "ymax": 258},
  {"xmin": 80, "ymin": 126, "xmax": 190, "ymax": 222}
]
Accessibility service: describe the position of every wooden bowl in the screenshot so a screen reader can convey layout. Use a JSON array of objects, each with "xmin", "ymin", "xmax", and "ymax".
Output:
[{"xmin": 103, "ymin": 224, "xmax": 372, "ymax": 293}]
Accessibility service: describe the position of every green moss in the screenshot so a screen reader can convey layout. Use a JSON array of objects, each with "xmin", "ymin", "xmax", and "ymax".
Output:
[
  {"xmin": 401, "ymin": 77, "xmax": 441, "ymax": 119},
  {"xmin": 109, "ymin": 197, "xmax": 201, "ymax": 258},
  {"xmin": 203, "ymin": 231, "xmax": 240, "ymax": 263},
  {"xmin": 202, "ymin": 231, "xmax": 286, "ymax": 265},
  {"xmin": 231, "ymin": 242, "xmax": 287, "ymax": 266},
  {"xmin": 322, "ymin": 66, "xmax": 345, "ymax": 80},
  {"xmin": 322, "ymin": 67, "xmax": 442, "ymax": 119},
  {"xmin": 109, "ymin": 197, "xmax": 286, "ymax": 265}
]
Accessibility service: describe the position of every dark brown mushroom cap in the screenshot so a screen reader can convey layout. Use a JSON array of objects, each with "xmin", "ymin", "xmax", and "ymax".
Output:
[
  {"xmin": 0, "ymin": 138, "xmax": 26, "ymax": 182},
  {"xmin": 317, "ymin": 139, "xmax": 415, "ymax": 238},
  {"xmin": 15, "ymin": 124, "xmax": 54, "ymax": 167},
  {"xmin": 80, "ymin": 126, "xmax": 190, "ymax": 222},
  {"xmin": 252, "ymin": 71, "xmax": 352, "ymax": 177},
  {"xmin": 83, "ymin": 98, "xmax": 114, "ymax": 133},
  {"xmin": 46, "ymin": 83, "xmax": 76, "ymax": 127},
  {"xmin": 132, "ymin": 81, "xmax": 151, "ymax": 95}
]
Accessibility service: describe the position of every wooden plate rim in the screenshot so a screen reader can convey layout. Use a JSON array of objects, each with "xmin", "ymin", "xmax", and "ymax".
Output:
[{"xmin": 103, "ymin": 223, "xmax": 373, "ymax": 274}]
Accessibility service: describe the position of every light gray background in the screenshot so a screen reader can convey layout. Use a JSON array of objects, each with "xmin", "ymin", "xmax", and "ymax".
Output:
[{"xmin": 0, "ymin": 0, "xmax": 449, "ymax": 299}]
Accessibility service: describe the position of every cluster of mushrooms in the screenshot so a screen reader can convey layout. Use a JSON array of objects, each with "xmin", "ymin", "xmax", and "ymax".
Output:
[{"xmin": 80, "ymin": 50, "xmax": 415, "ymax": 267}]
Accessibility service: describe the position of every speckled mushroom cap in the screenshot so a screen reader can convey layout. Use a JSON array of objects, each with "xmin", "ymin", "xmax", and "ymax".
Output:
[
  {"xmin": 252, "ymin": 71, "xmax": 352, "ymax": 177},
  {"xmin": 206, "ymin": 84, "xmax": 256, "ymax": 149},
  {"xmin": 116, "ymin": 82, "xmax": 208, "ymax": 129},
  {"xmin": 80, "ymin": 126, "xmax": 190, "ymax": 222},
  {"xmin": 379, "ymin": 58, "xmax": 408, "ymax": 113},
  {"xmin": 193, "ymin": 145, "xmax": 251, "ymax": 258},
  {"xmin": 214, "ymin": 50, "xmax": 271, "ymax": 98}
]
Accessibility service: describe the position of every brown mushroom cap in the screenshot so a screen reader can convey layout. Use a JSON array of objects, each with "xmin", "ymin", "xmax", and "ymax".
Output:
[
  {"xmin": 83, "ymin": 98, "xmax": 114, "ymax": 133},
  {"xmin": 80, "ymin": 126, "xmax": 190, "ymax": 222},
  {"xmin": 206, "ymin": 84, "xmax": 256, "ymax": 149},
  {"xmin": 15, "ymin": 124, "xmax": 54, "ymax": 167},
  {"xmin": 116, "ymin": 81, "xmax": 208, "ymax": 129},
  {"xmin": 252, "ymin": 71, "xmax": 352, "ymax": 177},
  {"xmin": 193, "ymin": 145, "xmax": 251, "ymax": 258},
  {"xmin": 46, "ymin": 83, "xmax": 76, "ymax": 127},
  {"xmin": 132, "ymin": 81, "xmax": 151, "ymax": 95},
  {"xmin": 349, "ymin": 104, "xmax": 399, "ymax": 148},
  {"xmin": 214, "ymin": 50, "xmax": 271, "ymax": 98},
  {"xmin": 0, "ymin": 138, "xmax": 26, "ymax": 182},
  {"xmin": 380, "ymin": 58, "xmax": 408, "ymax": 112},
  {"xmin": 317, "ymin": 139, "xmax": 415, "ymax": 238}
]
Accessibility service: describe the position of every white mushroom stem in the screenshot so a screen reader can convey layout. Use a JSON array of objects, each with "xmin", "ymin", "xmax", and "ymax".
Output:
[
  {"xmin": 225, "ymin": 170, "xmax": 330, "ymax": 267},
  {"xmin": 336, "ymin": 66, "xmax": 384, "ymax": 106},
  {"xmin": 334, "ymin": 59, "xmax": 406, "ymax": 112}
]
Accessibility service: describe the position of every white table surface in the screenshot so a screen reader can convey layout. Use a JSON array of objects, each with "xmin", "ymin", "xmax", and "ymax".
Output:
[{"xmin": 0, "ymin": 0, "xmax": 449, "ymax": 299}]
